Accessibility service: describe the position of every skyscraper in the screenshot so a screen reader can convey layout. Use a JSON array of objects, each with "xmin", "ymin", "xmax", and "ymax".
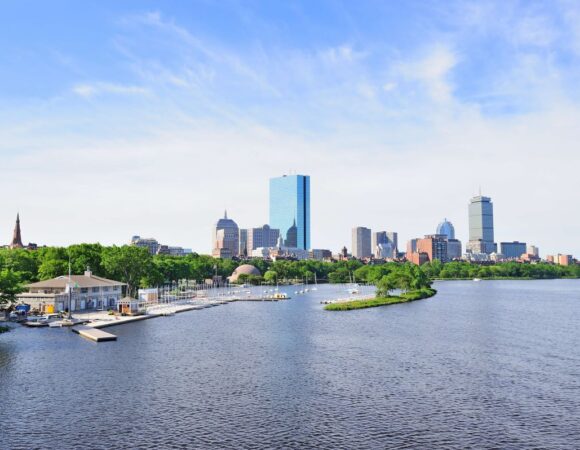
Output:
[
  {"xmin": 352, "ymin": 227, "xmax": 372, "ymax": 258},
  {"xmin": 467, "ymin": 195, "xmax": 497, "ymax": 254},
  {"xmin": 436, "ymin": 219, "xmax": 455, "ymax": 240},
  {"xmin": 212, "ymin": 211, "xmax": 239, "ymax": 259},
  {"xmin": 269, "ymin": 174, "xmax": 310, "ymax": 250},
  {"xmin": 371, "ymin": 231, "xmax": 398, "ymax": 258}
]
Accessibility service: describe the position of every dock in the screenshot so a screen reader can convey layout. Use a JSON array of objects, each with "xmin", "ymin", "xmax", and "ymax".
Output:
[{"xmin": 72, "ymin": 325, "xmax": 117, "ymax": 342}]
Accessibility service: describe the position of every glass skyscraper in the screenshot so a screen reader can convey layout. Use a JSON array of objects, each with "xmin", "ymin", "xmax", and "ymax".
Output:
[
  {"xmin": 467, "ymin": 195, "xmax": 496, "ymax": 254},
  {"xmin": 269, "ymin": 174, "xmax": 310, "ymax": 250}
]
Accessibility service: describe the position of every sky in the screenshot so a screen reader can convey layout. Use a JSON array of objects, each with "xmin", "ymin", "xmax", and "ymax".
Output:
[{"xmin": 1, "ymin": 0, "xmax": 579, "ymax": 256}]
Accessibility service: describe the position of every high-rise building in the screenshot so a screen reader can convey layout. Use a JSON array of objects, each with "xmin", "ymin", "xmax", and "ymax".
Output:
[
  {"xmin": 243, "ymin": 225, "xmax": 280, "ymax": 253},
  {"xmin": 131, "ymin": 236, "xmax": 161, "ymax": 255},
  {"xmin": 10, "ymin": 213, "xmax": 24, "ymax": 249},
  {"xmin": 436, "ymin": 219, "xmax": 455, "ymax": 240},
  {"xmin": 212, "ymin": 211, "xmax": 239, "ymax": 259},
  {"xmin": 372, "ymin": 231, "xmax": 397, "ymax": 258},
  {"xmin": 500, "ymin": 241, "xmax": 527, "ymax": 259},
  {"xmin": 526, "ymin": 245, "xmax": 540, "ymax": 258},
  {"xmin": 352, "ymin": 227, "xmax": 372, "ymax": 258},
  {"xmin": 446, "ymin": 239, "xmax": 463, "ymax": 260},
  {"xmin": 417, "ymin": 234, "xmax": 449, "ymax": 263},
  {"xmin": 269, "ymin": 174, "xmax": 310, "ymax": 250},
  {"xmin": 467, "ymin": 195, "xmax": 497, "ymax": 254}
]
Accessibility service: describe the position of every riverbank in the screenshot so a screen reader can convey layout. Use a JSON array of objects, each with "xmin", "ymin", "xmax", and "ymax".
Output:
[{"xmin": 324, "ymin": 288, "xmax": 437, "ymax": 311}]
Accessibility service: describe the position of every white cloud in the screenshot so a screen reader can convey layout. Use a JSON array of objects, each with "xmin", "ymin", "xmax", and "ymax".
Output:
[{"xmin": 72, "ymin": 82, "xmax": 150, "ymax": 98}]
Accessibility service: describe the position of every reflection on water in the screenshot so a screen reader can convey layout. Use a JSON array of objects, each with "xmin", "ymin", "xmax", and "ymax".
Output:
[{"xmin": 0, "ymin": 280, "xmax": 579, "ymax": 449}]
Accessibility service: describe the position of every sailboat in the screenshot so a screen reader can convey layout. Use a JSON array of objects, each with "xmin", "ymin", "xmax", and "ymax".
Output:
[{"xmin": 310, "ymin": 273, "xmax": 318, "ymax": 291}]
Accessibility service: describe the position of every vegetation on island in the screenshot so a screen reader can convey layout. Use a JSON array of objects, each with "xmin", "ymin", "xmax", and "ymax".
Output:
[
  {"xmin": 324, "ymin": 288, "xmax": 437, "ymax": 311},
  {"xmin": 325, "ymin": 264, "xmax": 436, "ymax": 311},
  {"xmin": 0, "ymin": 245, "xmax": 578, "ymax": 302}
]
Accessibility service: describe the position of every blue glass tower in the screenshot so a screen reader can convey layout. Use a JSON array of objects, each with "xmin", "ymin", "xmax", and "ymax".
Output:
[{"xmin": 269, "ymin": 174, "xmax": 310, "ymax": 250}]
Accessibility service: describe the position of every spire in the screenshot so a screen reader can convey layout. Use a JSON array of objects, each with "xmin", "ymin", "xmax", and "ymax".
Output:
[
  {"xmin": 10, "ymin": 213, "xmax": 23, "ymax": 249},
  {"xmin": 224, "ymin": 209, "xmax": 228, "ymax": 219}
]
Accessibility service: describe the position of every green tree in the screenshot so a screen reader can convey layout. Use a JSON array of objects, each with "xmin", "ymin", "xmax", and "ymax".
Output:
[
  {"xmin": 37, "ymin": 247, "xmax": 69, "ymax": 280},
  {"xmin": 101, "ymin": 246, "xmax": 153, "ymax": 297},
  {"xmin": 264, "ymin": 270, "xmax": 278, "ymax": 285},
  {"xmin": 0, "ymin": 269, "xmax": 24, "ymax": 308},
  {"xmin": 376, "ymin": 274, "xmax": 397, "ymax": 297}
]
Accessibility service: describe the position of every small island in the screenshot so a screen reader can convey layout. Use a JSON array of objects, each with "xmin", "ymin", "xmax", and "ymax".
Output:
[
  {"xmin": 325, "ymin": 264, "xmax": 437, "ymax": 311},
  {"xmin": 324, "ymin": 287, "xmax": 436, "ymax": 311}
]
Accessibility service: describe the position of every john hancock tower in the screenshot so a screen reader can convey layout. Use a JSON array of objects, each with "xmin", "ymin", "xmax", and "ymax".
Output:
[{"xmin": 269, "ymin": 174, "xmax": 311, "ymax": 250}]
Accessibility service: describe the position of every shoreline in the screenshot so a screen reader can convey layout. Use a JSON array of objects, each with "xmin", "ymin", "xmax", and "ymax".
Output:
[{"xmin": 324, "ymin": 288, "xmax": 437, "ymax": 311}]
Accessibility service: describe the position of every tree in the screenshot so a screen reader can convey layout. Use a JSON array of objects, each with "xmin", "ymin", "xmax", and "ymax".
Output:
[
  {"xmin": 37, "ymin": 247, "xmax": 69, "ymax": 280},
  {"xmin": 68, "ymin": 243, "xmax": 104, "ymax": 275},
  {"xmin": 376, "ymin": 274, "xmax": 397, "ymax": 298},
  {"xmin": 264, "ymin": 270, "xmax": 278, "ymax": 285},
  {"xmin": 0, "ymin": 269, "xmax": 24, "ymax": 310},
  {"xmin": 101, "ymin": 246, "xmax": 153, "ymax": 297}
]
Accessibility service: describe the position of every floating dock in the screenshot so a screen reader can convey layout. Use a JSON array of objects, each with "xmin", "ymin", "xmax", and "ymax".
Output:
[{"xmin": 72, "ymin": 325, "xmax": 117, "ymax": 342}]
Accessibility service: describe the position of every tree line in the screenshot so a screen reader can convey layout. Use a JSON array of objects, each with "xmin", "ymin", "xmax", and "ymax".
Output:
[{"xmin": 0, "ymin": 244, "xmax": 578, "ymax": 306}]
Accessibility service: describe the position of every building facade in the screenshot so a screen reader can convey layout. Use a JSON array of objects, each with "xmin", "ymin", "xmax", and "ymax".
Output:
[
  {"xmin": 243, "ymin": 225, "xmax": 280, "ymax": 254},
  {"xmin": 372, "ymin": 231, "xmax": 398, "ymax": 259},
  {"xmin": 416, "ymin": 234, "xmax": 449, "ymax": 263},
  {"xmin": 500, "ymin": 241, "xmax": 527, "ymax": 259},
  {"xmin": 16, "ymin": 269, "xmax": 125, "ymax": 314},
  {"xmin": 212, "ymin": 211, "xmax": 239, "ymax": 259},
  {"xmin": 446, "ymin": 239, "xmax": 463, "ymax": 260},
  {"xmin": 352, "ymin": 227, "xmax": 372, "ymax": 258},
  {"xmin": 467, "ymin": 195, "xmax": 497, "ymax": 254},
  {"xmin": 269, "ymin": 174, "xmax": 311, "ymax": 250},
  {"xmin": 131, "ymin": 236, "xmax": 161, "ymax": 255}
]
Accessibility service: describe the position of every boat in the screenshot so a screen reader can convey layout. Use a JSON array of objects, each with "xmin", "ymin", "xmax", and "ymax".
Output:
[
  {"xmin": 473, "ymin": 278, "xmax": 482, "ymax": 282},
  {"xmin": 267, "ymin": 292, "xmax": 290, "ymax": 300},
  {"xmin": 48, "ymin": 318, "xmax": 80, "ymax": 327},
  {"xmin": 23, "ymin": 316, "xmax": 51, "ymax": 327}
]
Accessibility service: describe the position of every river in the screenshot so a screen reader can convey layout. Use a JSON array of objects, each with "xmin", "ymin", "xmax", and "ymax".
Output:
[{"xmin": 1, "ymin": 280, "xmax": 579, "ymax": 449}]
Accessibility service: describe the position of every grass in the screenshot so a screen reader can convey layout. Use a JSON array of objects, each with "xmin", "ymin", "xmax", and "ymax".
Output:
[{"xmin": 324, "ymin": 288, "xmax": 437, "ymax": 311}]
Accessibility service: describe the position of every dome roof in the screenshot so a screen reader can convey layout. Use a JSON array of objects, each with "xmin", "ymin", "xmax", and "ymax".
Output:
[
  {"xmin": 229, "ymin": 264, "xmax": 261, "ymax": 282},
  {"xmin": 436, "ymin": 219, "xmax": 455, "ymax": 240}
]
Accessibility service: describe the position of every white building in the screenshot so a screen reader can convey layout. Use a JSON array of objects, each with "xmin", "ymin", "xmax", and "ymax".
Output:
[{"xmin": 17, "ymin": 269, "xmax": 125, "ymax": 314}]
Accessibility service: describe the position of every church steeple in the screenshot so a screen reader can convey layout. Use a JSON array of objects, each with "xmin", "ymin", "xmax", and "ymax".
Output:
[{"xmin": 10, "ymin": 213, "xmax": 24, "ymax": 249}]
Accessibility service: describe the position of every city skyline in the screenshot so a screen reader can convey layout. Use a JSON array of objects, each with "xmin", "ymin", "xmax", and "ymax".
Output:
[{"xmin": 1, "ymin": 2, "xmax": 579, "ymax": 256}]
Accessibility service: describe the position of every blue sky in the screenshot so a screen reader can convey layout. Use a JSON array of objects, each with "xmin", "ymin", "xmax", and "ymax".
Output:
[{"xmin": 1, "ymin": 1, "xmax": 579, "ymax": 256}]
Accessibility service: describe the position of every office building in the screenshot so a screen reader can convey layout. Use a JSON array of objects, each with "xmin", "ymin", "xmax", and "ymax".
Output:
[
  {"xmin": 352, "ymin": 227, "xmax": 372, "ymax": 258},
  {"xmin": 243, "ymin": 225, "xmax": 280, "ymax": 254},
  {"xmin": 500, "ymin": 241, "xmax": 527, "ymax": 260},
  {"xmin": 212, "ymin": 211, "xmax": 239, "ymax": 259},
  {"xmin": 416, "ymin": 234, "xmax": 449, "ymax": 263},
  {"xmin": 131, "ymin": 236, "xmax": 161, "ymax": 255},
  {"xmin": 436, "ymin": 219, "xmax": 455, "ymax": 240},
  {"xmin": 467, "ymin": 195, "xmax": 497, "ymax": 254},
  {"xmin": 446, "ymin": 239, "xmax": 462, "ymax": 260},
  {"xmin": 372, "ymin": 231, "xmax": 398, "ymax": 259},
  {"xmin": 269, "ymin": 174, "xmax": 310, "ymax": 250},
  {"xmin": 557, "ymin": 254, "xmax": 573, "ymax": 266},
  {"xmin": 527, "ymin": 245, "xmax": 540, "ymax": 258}
]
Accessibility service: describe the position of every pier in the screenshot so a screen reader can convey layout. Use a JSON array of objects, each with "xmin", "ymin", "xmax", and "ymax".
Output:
[{"xmin": 72, "ymin": 325, "xmax": 117, "ymax": 342}]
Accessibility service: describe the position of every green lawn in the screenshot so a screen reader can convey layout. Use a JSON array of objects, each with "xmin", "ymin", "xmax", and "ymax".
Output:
[{"xmin": 324, "ymin": 288, "xmax": 437, "ymax": 311}]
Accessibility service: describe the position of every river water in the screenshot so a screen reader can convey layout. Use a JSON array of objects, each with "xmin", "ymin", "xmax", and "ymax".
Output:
[{"xmin": 1, "ymin": 280, "xmax": 579, "ymax": 449}]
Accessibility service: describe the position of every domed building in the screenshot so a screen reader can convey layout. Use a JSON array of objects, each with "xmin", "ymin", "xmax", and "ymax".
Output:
[
  {"xmin": 436, "ymin": 219, "xmax": 455, "ymax": 240},
  {"xmin": 228, "ymin": 264, "xmax": 261, "ymax": 283}
]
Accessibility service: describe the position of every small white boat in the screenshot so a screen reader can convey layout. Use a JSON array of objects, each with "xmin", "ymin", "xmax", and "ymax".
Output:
[{"xmin": 473, "ymin": 278, "xmax": 482, "ymax": 282}]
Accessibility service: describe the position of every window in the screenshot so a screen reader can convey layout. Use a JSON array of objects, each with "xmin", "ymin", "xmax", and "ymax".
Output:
[
  {"xmin": 92, "ymin": 287, "xmax": 99, "ymax": 293},
  {"xmin": 80, "ymin": 288, "xmax": 88, "ymax": 294}
]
